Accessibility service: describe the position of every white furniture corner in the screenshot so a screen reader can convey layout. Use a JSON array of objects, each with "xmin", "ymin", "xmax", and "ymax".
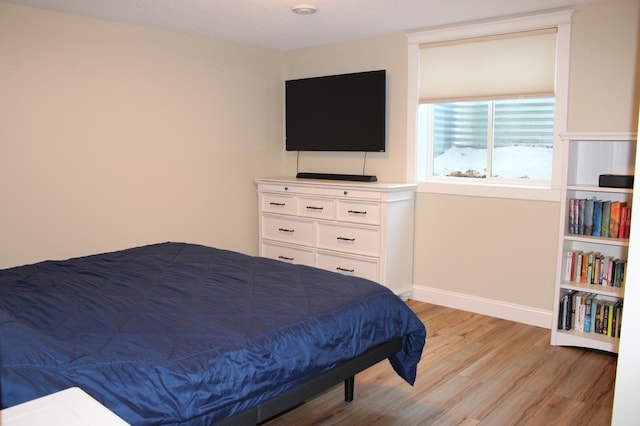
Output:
[
  {"xmin": 0, "ymin": 387, "xmax": 129, "ymax": 426},
  {"xmin": 256, "ymin": 177, "xmax": 416, "ymax": 298}
]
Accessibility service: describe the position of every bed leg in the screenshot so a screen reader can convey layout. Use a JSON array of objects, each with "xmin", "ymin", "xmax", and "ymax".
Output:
[{"xmin": 344, "ymin": 376, "xmax": 355, "ymax": 402}]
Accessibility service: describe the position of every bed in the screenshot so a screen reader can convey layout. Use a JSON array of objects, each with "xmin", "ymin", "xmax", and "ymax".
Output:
[{"xmin": 0, "ymin": 242, "xmax": 426, "ymax": 425}]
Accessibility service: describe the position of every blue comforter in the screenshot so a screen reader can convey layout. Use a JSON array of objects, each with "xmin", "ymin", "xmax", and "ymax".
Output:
[{"xmin": 0, "ymin": 242, "xmax": 426, "ymax": 424}]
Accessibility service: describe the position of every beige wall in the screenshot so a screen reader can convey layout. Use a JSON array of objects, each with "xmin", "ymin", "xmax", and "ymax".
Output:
[
  {"xmin": 414, "ymin": 194, "xmax": 560, "ymax": 310},
  {"xmin": 0, "ymin": 2, "xmax": 284, "ymax": 268},
  {"xmin": 568, "ymin": 0, "xmax": 640, "ymax": 131}
]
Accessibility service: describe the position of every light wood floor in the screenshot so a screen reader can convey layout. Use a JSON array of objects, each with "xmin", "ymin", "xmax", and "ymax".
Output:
[{"xmin": 265, "ymin": 300, "xmax": 618, "ymax": 426}]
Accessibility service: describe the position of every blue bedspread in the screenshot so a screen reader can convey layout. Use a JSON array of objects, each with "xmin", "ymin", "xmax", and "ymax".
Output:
[{"xmin": 0, "ymin": 242, "xmax": 426, "ymax": 424}]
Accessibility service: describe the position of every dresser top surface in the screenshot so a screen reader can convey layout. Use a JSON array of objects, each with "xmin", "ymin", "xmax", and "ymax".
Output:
[{"xmin": 255, "ymin": 176, "xmax": 417, "ymax": 192}]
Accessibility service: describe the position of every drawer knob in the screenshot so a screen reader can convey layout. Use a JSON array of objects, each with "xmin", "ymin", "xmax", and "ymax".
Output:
[
  {"xmin": 278, "ymin": 228, "xmax": 295, "ymax": 233},
  {"xmin": 306, "ymin": 206, "xmax": 324, "ymax": 210},
  {"xmin": 337, "ymin": 266, "xmax": 355, "ymax": 273},
  {"xmin": 270, "ymin": 202, "xmax": 286, "ymax": 206},
  {"xmin": 278, "ymin": 255, "xmax": 294, "ymax": 261},
  {"xmin": 337, "ymin": 236, "xmax": 355, "ymax": 241},
  {"xmin": 347, "ymin": 209, "xmax": 367, "ymax": 215}
]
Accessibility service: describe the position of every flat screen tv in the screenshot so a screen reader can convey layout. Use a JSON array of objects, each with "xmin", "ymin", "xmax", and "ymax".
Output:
[{"xmin": 285, "ymin": 70, "xmax": 386, "ymax": 152}]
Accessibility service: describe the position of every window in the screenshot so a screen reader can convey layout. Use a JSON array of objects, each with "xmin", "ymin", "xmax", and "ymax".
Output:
[
  {"xmin": 423, "ymin": 97, "xmax": 555, "ymax": 181},
  {"xmin": 407, "ymin": 10, "xmax": 573, "ymax": 199}
]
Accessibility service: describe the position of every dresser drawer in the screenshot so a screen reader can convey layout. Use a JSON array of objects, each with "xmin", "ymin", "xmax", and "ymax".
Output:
[
  {"xmin": 261, "ymin": 241, "xmax": 315, "ymax": 267},
  {"xmin": 261, "ymin": 215, "xmax": 314, "ymax": 246},
  {"xmin": 296, "ymin": 197, "xmax": 336, "ymax": 219},
  {"xmin": 261, "ymin": 193, "xmax": 295, "ymax": 215},
  {"xmin": 336, "ymin": 201, "xmax": 381, "ymax": 225},
  {"xmin": 316, "ymin": 251, "xmax": 379, "ymax": 282},
  {"xmin": 316, "ymin": 223, "xmax": 380, "ymax": 257}
]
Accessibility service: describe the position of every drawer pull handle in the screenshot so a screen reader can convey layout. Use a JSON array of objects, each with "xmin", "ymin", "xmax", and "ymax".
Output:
[
  {"xmin": 278, "ymin": 228, "xmax": 295, "ymax": 233},
  {"xmin": 337, "ymin": 267, "xmax": 355, "ymax": 273},
  {"xmin": 347, "ymin": 210, "xmax": 367, "ymax": 215},
  {"xmin": 306, "ymin": 206, "xmax": 324, "ymax": 210},
  {"xmin": 337, "ymin": 236, "xmax": 355, "ymax": 241},
  {"xmin": 278, "ymin": 255, "xmax": 294, "ymax": 261},
  {"xmin": 270, "ymin": 202, "xmax": 286, "ymax": 206}
]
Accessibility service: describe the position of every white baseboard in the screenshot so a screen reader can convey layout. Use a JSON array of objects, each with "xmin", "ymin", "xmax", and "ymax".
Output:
[{"xmin": 411, "ymin": 285, "xmax": 553, "ymax": 329}]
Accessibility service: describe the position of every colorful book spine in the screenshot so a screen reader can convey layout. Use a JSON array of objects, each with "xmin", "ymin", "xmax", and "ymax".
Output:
[
  {"xmin": 601, "ymin": 201, "xmax": 611, "ymax": 237},
  {"xmin": 609, "ymin": 201, "xmax": 622, "ymax": 238},
  {"xmin": 584, "ymin": 198, "xmax": 594, "ymax": 235},
  {"xmin": 592, "ymin": 200, "xmax": 603, "ymax": 237}
]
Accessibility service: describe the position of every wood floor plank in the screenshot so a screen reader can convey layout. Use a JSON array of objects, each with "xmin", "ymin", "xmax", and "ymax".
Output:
[{"xmin": 265, "ymin": 301, "xmax": 617, "ymax": 426}]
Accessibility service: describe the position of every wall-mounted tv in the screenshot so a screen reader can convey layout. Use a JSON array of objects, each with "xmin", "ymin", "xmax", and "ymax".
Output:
[{"xmin": 285, "ymin": 70, "xmax": 386, "ymax": 152}]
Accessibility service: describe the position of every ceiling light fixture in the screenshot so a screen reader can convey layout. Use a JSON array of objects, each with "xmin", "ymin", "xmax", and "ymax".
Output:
[{"xmin": 291, "ymin": 4, "xmax": 317, "ymax": 15}]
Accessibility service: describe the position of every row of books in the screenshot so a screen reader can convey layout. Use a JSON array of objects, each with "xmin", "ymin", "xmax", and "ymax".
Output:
[
  {"xmin": 558, "ymin": 291, "xmax": 623, "ymax": 338},
  {"xmin": 568, "ymin": 198, "xmax": 631, "ymax": 238},
  {"xmin": 564, "ymin": 250, "xmax": 626, "ymax": 287}
]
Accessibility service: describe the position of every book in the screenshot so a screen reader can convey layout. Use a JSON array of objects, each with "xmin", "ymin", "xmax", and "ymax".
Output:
[
  {"xmin": 607, "ymin": 259, "xmax": 616, "ymax": 287},
  {"xmin": 568, "ymin": 198, "xmax": 576, "ymax": 234},
  {"xmin": 575, "ymin": 253, "xmax": 583, "ymax": 282},
  {"xmin": 601, "ymin": 201, "xmax": 611, "ymax": 237},
  {"xmin": 585, "ymin": 252, "xmax": 594, "ymax": 284},
  {"xmin": 578, "ymin": 199, "xmax": 586, "ymax": 234},
  {"xmin": 559, "ymin": 293, "xmax": 570, "ymax": 329},
  {"xmin": 565, "ymin": 250, "xmax": 580, "ymax": 281},
  {"xmin": 610, "ymin": 301, "xmax": 622, "ymax": 337},
  {"xmin": 574, "ymin": 292, "xmax": 587, "ymax": 332},
  {"xmin": 601, "ymin": 301, "xmax": 610, "ymax": 335},
  {"xmin": 592, "ymin": 253, "xmax": 602, "ymax": 285},
  {"xmin": 607, "ymin": 302, "xmax": 615, "ymax": 336},
  {"xmin": 616, "ymin": 303, "xmax": 623, "ymax": 338},
  {"xmin": 561, "ymin": 290, "xmax": 575, "ymax": 330},
  {"xmin": 589, "ymin": 298, "xmax": 597, "ymax": 333},
  {"xmin": 609, "ymin": 201, "xmax": 625, "ymax": 238},
  {"xmin": 624, "ymin": 207, "xmax": 631, "ymax": 238},
  {"xmin": 614, "ymin": 261, "xmax": 626, "ymax": 288},
  {"xmin": 594, "ymin": 302, "xmax": 603, "ymax": 334},
  {"xmin": 584, "ymin": 294, "xmax": 594, "ymax": 333},
  {"xmin": 584, "ymin": 198, "xmax": 594, "ymax": 235},
  {"xmin": 619, "ymin": 206, "xmax": 629, "ymax": 238},
  {"xmin": 592, "ymin": 200, "xmax": 603, "ymax": 236}
]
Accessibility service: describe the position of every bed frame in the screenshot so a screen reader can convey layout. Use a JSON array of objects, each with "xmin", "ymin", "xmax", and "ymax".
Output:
[{"xmin": 216, "ymin": 338, "xmax": 402, "ymax": 425}]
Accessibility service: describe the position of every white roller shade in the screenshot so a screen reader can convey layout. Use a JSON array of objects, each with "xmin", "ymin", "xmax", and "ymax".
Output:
[{"xmin": 419, "ymin": 29, "xmax": 557, "ymax": 102}]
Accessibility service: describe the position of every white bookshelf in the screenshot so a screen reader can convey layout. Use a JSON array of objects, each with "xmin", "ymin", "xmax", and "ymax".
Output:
[{"xmin": 550, "ymin": 132, "xmax": 636, "ymax": 353}]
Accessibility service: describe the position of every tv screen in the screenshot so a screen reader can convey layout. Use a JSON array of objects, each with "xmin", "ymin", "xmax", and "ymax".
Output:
[{"xmin": 285, "ymin": 70, "xmax": 386, "ymax": 152}]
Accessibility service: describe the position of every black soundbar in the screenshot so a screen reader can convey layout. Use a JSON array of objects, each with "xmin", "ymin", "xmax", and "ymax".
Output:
[{"xmin": 296, "ymin": 172, "xmax": 377, "ymax": 182}]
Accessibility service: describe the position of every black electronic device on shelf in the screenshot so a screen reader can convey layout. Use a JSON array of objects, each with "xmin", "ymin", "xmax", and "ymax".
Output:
[{"xmin": 296, "ymin": 172, "xmax": 377, "ymax": 182}]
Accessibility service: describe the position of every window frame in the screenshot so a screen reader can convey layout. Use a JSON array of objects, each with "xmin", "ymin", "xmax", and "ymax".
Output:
[{"xmin": 406, "ymin": 10, "xmax": 573, "ymax": 201}]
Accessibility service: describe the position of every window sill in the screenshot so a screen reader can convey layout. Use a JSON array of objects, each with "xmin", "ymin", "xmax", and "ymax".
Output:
[{"xmin": 416, "ymin": 180, "xmax": 561, "ymax": 202}]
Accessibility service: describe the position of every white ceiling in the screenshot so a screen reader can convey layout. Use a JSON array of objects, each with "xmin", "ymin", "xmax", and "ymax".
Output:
[{"xmin": 5, "ymin": 0, "xmax": 599, "ymax": 51}]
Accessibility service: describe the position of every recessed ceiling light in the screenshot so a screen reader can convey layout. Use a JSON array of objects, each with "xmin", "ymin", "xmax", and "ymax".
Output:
[{"xmin": 291, "ymin": 4, "xmax": 317, "ymax": 15}]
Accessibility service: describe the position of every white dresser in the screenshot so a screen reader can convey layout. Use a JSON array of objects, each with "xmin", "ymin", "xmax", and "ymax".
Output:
[{"xmin": 256, "ymin": 177, "xmax": 416, "ymax": 297}]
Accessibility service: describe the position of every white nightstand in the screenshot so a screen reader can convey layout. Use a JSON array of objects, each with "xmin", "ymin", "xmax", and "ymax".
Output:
[{"xmin": 0, "ymin": 387, "xmax": 129, "ymax": 426}]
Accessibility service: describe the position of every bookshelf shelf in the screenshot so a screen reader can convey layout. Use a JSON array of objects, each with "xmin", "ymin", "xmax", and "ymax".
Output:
[
  {"xmin": 560, "ymin": 281, "xmax": 624, "ymax": 298},
  {"xmin": 554, "ymin": 329, "xmax": 620, "ymax": 353},
  {"xmin": 567, "ymin": 185, "xmax": 633, "ymax": 194},
  {"xmin": 551, "ymin": 132, "xmax": 636, "ymax": 353},
  {"xmin": 563, "ymin": 234, "xmax": 629, "ymax": 246}
]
